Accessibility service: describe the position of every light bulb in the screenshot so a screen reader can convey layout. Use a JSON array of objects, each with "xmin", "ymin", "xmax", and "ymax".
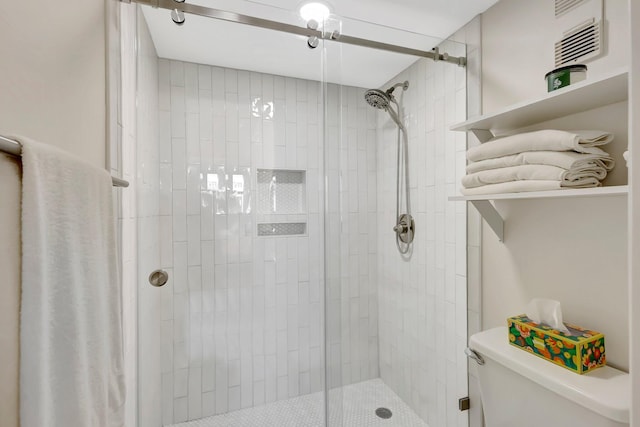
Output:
[{"xmin": 299, "ymin": 2, "xmax": 331, "ymax": 23}]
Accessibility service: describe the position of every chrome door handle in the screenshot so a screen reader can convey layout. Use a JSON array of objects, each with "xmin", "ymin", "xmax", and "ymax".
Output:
[{"xmin": 148, "ymin": 269, "xmax": 169, "ymax": 287}]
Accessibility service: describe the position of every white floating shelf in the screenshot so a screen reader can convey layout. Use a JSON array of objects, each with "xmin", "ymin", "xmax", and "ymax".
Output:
[
  {"xmin": 450, "ymin": 68, "xmax": 628, "ymax": 133},
  {"xmin": 450, "ymin": 68, "xmax": 629, "ymax": 241},
  {"xmin": 450, "ymin": 185, "xmax": 628, "ymax": 201},
  {"xmin": 449, "ymin": 186, "xmax": 628, "ymax": 242}
]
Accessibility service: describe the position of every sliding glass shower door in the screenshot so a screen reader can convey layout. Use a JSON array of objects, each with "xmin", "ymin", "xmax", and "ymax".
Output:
[
  {"xmin": 134, "ymin": 4, "xmax": 331, "ymax": 425},
  {"xmin": 320, "ymin": 15, "xmax": 470, "ymax": 427}
]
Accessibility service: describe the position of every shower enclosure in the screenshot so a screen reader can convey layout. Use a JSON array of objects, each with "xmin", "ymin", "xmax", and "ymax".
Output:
[{"xmin": 114, "ymin": 2, "xmax": 477, "ymax": 426}]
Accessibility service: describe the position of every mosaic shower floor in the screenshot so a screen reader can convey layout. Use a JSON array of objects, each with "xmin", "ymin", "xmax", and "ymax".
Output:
[{"xmin": 167, "ymin": 379, "xmax": 428, "ymax": 427}]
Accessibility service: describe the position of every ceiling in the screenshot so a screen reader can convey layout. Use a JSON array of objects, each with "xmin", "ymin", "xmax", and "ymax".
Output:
[{"xmin": 141, "ymin": 0, "xmax": 498, "ymax": 88}]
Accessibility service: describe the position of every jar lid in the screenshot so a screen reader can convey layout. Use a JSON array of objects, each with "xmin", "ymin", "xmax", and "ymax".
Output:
[{"xmin": 545, "ymin": 64, "xmax": 588, "ymax": 79}]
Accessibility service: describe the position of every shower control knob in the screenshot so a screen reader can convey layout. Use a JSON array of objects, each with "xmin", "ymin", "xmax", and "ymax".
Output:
[
  {"xmin": 393, "ymin": 224, "xmax": 406, "ymax": 233},
  {"xmin": 394, "ymin": 214, "xmax": 415, "ymax": 245}
]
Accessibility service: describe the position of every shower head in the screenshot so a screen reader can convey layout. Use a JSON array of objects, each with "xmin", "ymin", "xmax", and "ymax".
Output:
[
  {"xmin": 365, "ymin": 89, "xmax": 403, "ymax": 128},
  {"xmin": 364, "ymin": 89, "xmax": 391, "ymax": 110},
  {"xmin": 364, "ymin": 81, "xmax": 409, "ymax": 129},
  {"xmin": 364, "ymin": 80, "xmax": 409, "ymax": 110}
]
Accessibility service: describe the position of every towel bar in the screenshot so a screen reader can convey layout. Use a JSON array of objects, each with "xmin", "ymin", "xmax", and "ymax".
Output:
[{"xmin": 0, "ymin": 135, "xmax": 129, "ymax": 188}]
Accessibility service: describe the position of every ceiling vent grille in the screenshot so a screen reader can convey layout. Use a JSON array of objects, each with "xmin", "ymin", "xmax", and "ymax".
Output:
[
  {"xmin": 554, "ymin": 19, "xmax": 601, "ymax": 66},
  {"xmin": 555, "ymin": 0, "xmax": 588, "ymax": 17}
]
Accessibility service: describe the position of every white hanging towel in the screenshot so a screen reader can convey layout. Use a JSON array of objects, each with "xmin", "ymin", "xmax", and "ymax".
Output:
[
  {"xmin": 19, "ymin": 137, "xmax": 125, "ymax": 427},
  {"xmin": 466, "ymin": 130, "xmax": 614, "ymax": 162}
]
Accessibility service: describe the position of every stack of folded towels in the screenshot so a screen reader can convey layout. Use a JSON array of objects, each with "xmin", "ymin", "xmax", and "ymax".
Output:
[{"xmin": 461, "ymin": 129, "xmax": 615, "ymax": 195}]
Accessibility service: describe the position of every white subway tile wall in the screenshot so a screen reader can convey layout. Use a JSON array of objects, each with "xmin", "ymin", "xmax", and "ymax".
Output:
[
  {"xmin": 326, "ymin": 84, "xmax": 381, "ymax": 393},
  {"xmin": 376, "ymin": 38, "xmax": 472, "ymax": 427},
  {"xmin": 159, "ymin": 60, "xmax": 379, "ymax": 424}
]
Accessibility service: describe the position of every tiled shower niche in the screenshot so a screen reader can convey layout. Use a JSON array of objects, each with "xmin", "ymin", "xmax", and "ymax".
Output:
[
  {"xmin": 257, "ymin": 169, "xmax": 307, "ymax": 237},
  {"xmin": 257, "ymin": 223, "xmax": 307, "ymax": 237},
  {"xmin": 257, "ymin": 169, "xmax": 306, "ymax": 214}
]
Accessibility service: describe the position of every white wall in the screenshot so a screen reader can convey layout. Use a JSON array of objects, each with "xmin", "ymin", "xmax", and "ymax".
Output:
[
  {"xmin": 136, "ymin": 17, "xmax": 162, "ymax": 427},
  {"xmin": 0, "ymin": 2, "xmax": 108, "ymax": 425},
  {"xmin": 629, "ymin": 2, "xmax": 640, "ymax": 424},
  {"xmin": 118, "ymin": 7, "xmax": 141, "ymax": 427},
  {"xmin": 482, "ymin": 0, "xmax": 628, "ymax": 113},
  {"xmin": 111, "ymin": 4, "xmax": 162, "ymax": 427},
  {"xmin": 125, "ymin": 6, "xmax": 162, "ymax": 427},
  {"xmin": 0, "ymin": 1, "xmax": 107, "ymax": 168},
  {"xmin": 480, "ymin": 0, "xmax": 630, "ymax": 370}
]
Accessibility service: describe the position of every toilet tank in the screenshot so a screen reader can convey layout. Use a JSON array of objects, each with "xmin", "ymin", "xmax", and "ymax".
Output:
[{"xmin": 469, "ymin": 327, "xmax": 629, "ymax": 427}]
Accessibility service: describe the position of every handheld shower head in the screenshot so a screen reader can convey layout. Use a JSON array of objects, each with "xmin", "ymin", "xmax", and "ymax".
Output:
[
  {"xmin": 364, "ymin": 80, "xmax": 409, "ymax": 110},
  {"xmin": 364, "ymin": 81, "xmax": 409, "ymax": 129},
  {"xmin": 364, "ymin": 81, "xmax": 413, "ymax": 254},
  {"xmin": 364, "ymin": 89, "xmax": 391, "ymax": 110}
]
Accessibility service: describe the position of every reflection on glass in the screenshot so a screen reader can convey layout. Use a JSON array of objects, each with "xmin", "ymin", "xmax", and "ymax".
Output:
[
  {"xmin": 232, "ymin": 174, "xmax": 244, "ymax": 192},
  {"xmin": 207, "ymin": 173, "xmax": 219, "ymax": 191},
  {"xmin": 251, "ymin": 96, "xmax": 274, "ymax": 120},
  {"xmin": 269, "ymin": 175, "xmax": 277, "ymax": 212},
  {"xmin": 204, "ymin": 167, "xmax": 227, "ymax": 215},
  {"xmin": 227, "ymin": 167, "xmax": 252, "ymax": 214}
]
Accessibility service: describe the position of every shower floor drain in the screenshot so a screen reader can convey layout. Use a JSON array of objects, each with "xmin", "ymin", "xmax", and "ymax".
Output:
[{"xmin": 375, "ymin": 407, "xmax": 393, "ymax": 419}]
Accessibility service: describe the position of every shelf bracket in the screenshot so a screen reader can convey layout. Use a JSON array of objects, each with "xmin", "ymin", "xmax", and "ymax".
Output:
[
  {"xmin": 470, "ymin": 200, "xmax": 504, "ymax": 242},
  {"xmin": 470, "ymin": 129, "xmax": 495, "ymax": 143}
]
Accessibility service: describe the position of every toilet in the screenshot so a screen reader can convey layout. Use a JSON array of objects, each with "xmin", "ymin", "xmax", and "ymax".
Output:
[{"xmin": 468, "ymin": 327, "xmax": 630, "ymax": 427}]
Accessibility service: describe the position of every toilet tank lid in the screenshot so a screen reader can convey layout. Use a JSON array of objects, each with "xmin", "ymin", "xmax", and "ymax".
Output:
[{"xmin": 470, "ymin": 327, "xmax": 629, "ymax": 424}]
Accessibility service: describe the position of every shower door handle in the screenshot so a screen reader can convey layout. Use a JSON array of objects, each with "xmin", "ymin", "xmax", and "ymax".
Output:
[{"xmin": 148, "ymin": 269, "xmax": 169, "ymax": 287}]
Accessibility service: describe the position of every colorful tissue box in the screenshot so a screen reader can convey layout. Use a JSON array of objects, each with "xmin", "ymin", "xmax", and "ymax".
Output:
[{"xmin": 507, "ymin": 314, "xmax": 605, "ymax": 374}]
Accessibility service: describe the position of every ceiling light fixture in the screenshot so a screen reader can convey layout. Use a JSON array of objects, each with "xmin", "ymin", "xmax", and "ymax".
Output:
[{"xmin": 299, "ymin": 2, "xmax": 331, "ymax": 24}]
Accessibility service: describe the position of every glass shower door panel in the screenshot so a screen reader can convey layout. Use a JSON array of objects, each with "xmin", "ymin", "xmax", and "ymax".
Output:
[
  {"xmin": 138, "ymin": 4, "xmax": 329, "ymax": 425},
  {"xmin": 322, "ymin": 13, "xmax": 469, "ymax": 427}
]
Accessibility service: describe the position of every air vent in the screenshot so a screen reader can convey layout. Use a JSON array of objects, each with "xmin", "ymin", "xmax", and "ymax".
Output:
[
  {"xmin": 555, "ymin": 0, "xmax": 588, "ymax": 17},
  {"xmin": 554, "ymin": 19, "xmax": 602, "ymax": 67}
]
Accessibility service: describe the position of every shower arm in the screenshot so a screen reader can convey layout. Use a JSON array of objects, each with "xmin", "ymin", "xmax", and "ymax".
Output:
[
  {"xmin": 386, "ymin": 82, "xmax": 409, "ymax": 95},
  {"xmin": 119, "ymin": 0, "xmax": 467, "ymax": 67}
]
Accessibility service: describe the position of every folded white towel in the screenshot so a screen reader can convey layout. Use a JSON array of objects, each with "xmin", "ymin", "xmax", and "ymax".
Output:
[
  {"xmin": 563, "ymin": 168, "xmax": 607, "ymax": 183},
  {"xmin": 466, "ymin": 130, "xmax": 614, "ymax": 162},
  {"xmin": 460, "ymin": 180, "xmax": 562, "ymax": 195},
  {"xmin": 462, "ymin": 165, "xmax": 603, "ymax": 189},
  {"xmin": 466, "ymin": 150, "xmax": 614, "ymax": 174},
  {"xmin": 19, "ymin": 137, "xmax": 125, "ymax": 427}
]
